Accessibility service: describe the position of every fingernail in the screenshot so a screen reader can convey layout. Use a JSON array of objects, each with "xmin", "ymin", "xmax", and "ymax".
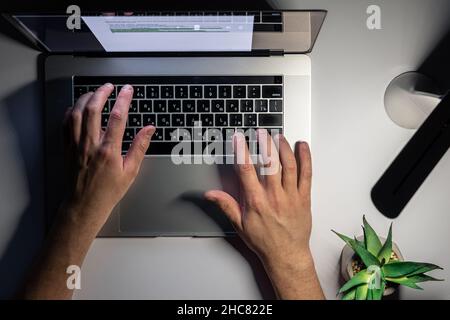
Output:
[
  {"xmin": 122, "ymin": 84, "xmax": 133, "ymax": 91},
  {"xmin": 146, "ymin": 126, "xmax": 155, "ymax": 138},
  {"xmin": 104, "ymin": 83, "xmax": 114, "ymax": 88}
]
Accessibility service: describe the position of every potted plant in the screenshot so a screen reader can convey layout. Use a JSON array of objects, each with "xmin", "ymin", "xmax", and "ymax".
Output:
[{"xmin": 333, "ymin": 216, "xmax": 443, "ymax": 300}]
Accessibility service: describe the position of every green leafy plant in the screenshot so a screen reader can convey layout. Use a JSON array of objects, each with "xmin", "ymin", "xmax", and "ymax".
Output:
[{"xmin": 333, "ymin": 215, "xmax": 443, "ymax": 300}]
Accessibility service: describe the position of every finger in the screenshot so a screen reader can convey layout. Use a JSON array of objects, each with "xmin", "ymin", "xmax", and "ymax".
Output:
[
  {"xmin": 204, "ymin": 190, "xmax": 242, "ymax": 231},
  {"xmin": 278, "ymin": 134, "xmax": 298, "ymax": 191},
  {"xmin": 81, "ymin": 83, "xmax": 114, "ymax": 149},
  {"xmin": 257, "ymin": 129, "xmax": 281, "ymax": 188},
  {"xmin": 102, "ymin": 84, "xmax": 133, "ymax": 150},
  {"xmin": 233, "ymin": 132, "xmax": 261, "ymax": 197},
  {"xmin": 71, "ymin": 92, "xmax": 94, "ymax": 145},
  {"xmin": 124, "ymin": 126, "xmax": 155, "ymax": 175},
  {"xmin": 295, "ymin": 141, "xmax": 312, "ymax": 195}
]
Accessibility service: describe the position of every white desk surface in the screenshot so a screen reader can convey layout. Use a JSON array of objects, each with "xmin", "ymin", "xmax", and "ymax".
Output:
[{"xmin": 0, "ymin": 0, "xmax": 449, "ymax": 299}]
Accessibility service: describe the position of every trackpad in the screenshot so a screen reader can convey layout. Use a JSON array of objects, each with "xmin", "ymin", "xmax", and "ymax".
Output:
[{"xmin": 118, "ymin": 157, "xmax": 238, "ymax": 236}]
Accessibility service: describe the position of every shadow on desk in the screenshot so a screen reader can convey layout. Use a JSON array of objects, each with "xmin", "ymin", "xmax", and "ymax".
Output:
[
  {"xmin": 0, "ymin": 82, "xmax": 45, "ymax": 299},
  {"xmin": 180, "ymin": 193, "xmax": 277, "ymax": 299}
]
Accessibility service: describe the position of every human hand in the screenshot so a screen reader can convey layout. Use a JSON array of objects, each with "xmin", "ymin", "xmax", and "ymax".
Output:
[
  {"xmin": 62, "ymin": 83, "xmax": 155, "ymax": 234},
  {"xmin": 205, "ymin": 130, "xmax": 323, "ymax": 299}
]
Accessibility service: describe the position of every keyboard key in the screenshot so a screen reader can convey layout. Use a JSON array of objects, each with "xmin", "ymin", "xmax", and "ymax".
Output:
[
  {"xmin": 134, "ymin": 86, "xmax": 145, "ymax": 98},
  {"xmin": 215, "ymin": 114, "xmax": 228, "ymax": 127},
  {"xmin": 109, "ymin": 87, "xmax": 117, "ymax": 98},
  {"xmin": 211, "ymin": 100, "xmax": 225, "ymax": 112},
  {"xmin": 139, "ymin": 100, "xmax": 152, "ymax": 112},
  {"xmin": 222, "ymin": 128, "xmax": 236, "ymax": 141},
  {"xmin": 230, "ymin": 114, "xmax": 243, "ymax": 126},
  {"xmin": 154, "ymin": 100, "xmax": 167, "ymax": 112},
  {"xmin": 88, "ymin": 85, "xmax": 101, "ymax": 92},
  {"xmin": 193, "ymin": 128, "xmax": 206, "ymax": 141},
  {"xmin": 153, "ymin": 128, "xmax": 164, "ymax": 141},
  {"xmin": 124, "ymin": 128, "xmax": 135, "ymax": 141},
  {"xmin": 186, "ymin": 114, "xmax": 200, "ymax": 126},
  {"xmin": 101, "ymin": 114, "xmax": 109, "ymax": 127},
  {"xmin": 168, "ymin": 100, "xmax": 181, "ymax": 112},
  {"xmin": 171, "ymin": 114, "xmax": 185, "ymax": 127},
  {"xmin": 233, "ymin": 86, "xmax": 246, "ymax": 98},
  {"xmin": 146, "ymin": 86, "xmax": 159, "ymax": 98},
  {"xmin": 122, "ymin": 142, "xmax": 131, "ymax": 154},
  {"xmin": 146, "ymin": 142, "xmax": 189, "ymax": 155},
  {"xmin": 190, "ymin": 86, "xmax": 203, "ymax": 98},
  {"xmin": 197, "ymin": 100, "xmax": 210, "ymax": 112},
  {"xmin": 128, "ymin": 114, "xmax": 142, "ymax": 127},
  {"xmin": 143, "ymin": 114, "xmax": 156, "ymax": 126},
  {"xmin": 129, "ymin": 100, "xmax": 138, "ymax": 113},
  {"xmin": 226, "ymin": 100, "xmax": 239, "ymax": 112},
  {"xmin": 175, "ymin": 86, "xmax": 189, "ymax": 98},
  {"xmin": 262, "ymin": 11, "xmax": 282, "ymax": 23},
  {"xmin": 102, "ymin": 102, "xmax": 109, "ymax": 113},
  {"xmin": 165, "ymin": 128, "xmax": 177, "ymax": 141},
  {"xmin": 204, "ymin": 128, "xmax": 222, "ymax": 141},
  {"xmin": 244, "ymin": 114, "xmax": 257, "ymax": 126},
  {"xmin": 255, "ymin": 100, "xmax": 268, "ymax": 112},
  {"xmin": 248, "ymin": 86, "xmax": 261, "ymax": 98},
  {"xmin": 166, "ymin": 128, "xmax": 192, "ymax": 141},
  {"xmin": 204, "ymin": 86, "xmax": 217, "ymax": 98},
  {"xmin": 201, "ymin": 114, "xmax": 214, "ymax": 126},
  {"xmin": 110, "ymin": 100, "xmax": 116, "ymax": 110},
  {"xmin": 259, "ymin": 114, "xmax": 282, "ymax": 126},
  {"xmin": 74, "ymin": 86, "xmax": 87, "ymax": 99},
  {"xmin": 262, "ymin": 85, "xmax": 283, "ymax": 98},
  {"xmin": 182, "ymin": 100, "xmax": 196, "ymax": 112},
  {"xmin": 161, "ymin": 86, "xmax": 174, "ymax": 98},
  {"xmin": 178, "ymin": 128, "xmax": 192, "ymax": 140},
  {"xmin": 157, "ymin": 114, "xmax": 171, "ymax": 127},
  {"xmin": 269, "ymin": 100, "xmax": 283, "ymax": 112},
  {"xmin": 240, "ymin": 100, "xmax": 254, "ymax": 112},
  {"xmin": 218, "ymin": 86, "xmax": 232, "ymax": 98}
]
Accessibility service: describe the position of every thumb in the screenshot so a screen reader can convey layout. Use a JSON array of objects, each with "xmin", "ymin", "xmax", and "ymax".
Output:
[{"xmin": 205, "ymin": 190, "xmax": 242, "ymax": 231}]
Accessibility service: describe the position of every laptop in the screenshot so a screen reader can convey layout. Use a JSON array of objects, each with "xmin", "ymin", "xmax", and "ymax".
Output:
[{"xmin": 5, "ymin": 5, "xmax": 326, "ymax": 236}]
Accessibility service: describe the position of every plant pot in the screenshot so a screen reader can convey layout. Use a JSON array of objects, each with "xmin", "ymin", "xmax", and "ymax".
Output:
[{"xmin": 339, "ymin": 236, "xmax": 404, "ymax": 296}]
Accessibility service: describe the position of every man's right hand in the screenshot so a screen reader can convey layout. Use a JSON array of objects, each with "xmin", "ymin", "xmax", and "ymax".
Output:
[{"xmin": 205, "ymin": 130, "xmax": 324, "ymax": 300}]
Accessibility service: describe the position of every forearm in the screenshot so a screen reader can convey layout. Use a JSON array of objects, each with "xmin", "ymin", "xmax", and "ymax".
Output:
[
  {"xmin": 263, "ymin": 250, "xmax": 325, "ymax": 300},
  {"xmin": 21, "ymin": 205, "xmax": 99, "ymax": 300}
]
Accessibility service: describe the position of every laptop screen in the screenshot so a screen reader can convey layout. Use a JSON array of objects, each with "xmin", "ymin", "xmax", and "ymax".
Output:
[
  {"xmin": 9, "ymin": 11, "xmax": 326, "ymax": 54},
  {"xmin": 82, "ymin": 15, "xmax": 254, "ymax": 52}
]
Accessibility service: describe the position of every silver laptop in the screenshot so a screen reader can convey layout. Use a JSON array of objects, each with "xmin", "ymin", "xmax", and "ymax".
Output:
[{"xmin": 6, "ymin": 8, "xmax": 326, "ymax": 236}]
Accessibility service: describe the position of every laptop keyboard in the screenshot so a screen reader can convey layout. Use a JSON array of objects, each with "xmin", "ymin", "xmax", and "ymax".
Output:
[{"xmin": 73, "ymin": 76, "xmax": 283, "ymax": 155}]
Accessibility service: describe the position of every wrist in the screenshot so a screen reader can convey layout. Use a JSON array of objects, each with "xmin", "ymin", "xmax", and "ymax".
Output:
[
  {"xmin": 54, "ymin": 199, "xmax": 108, "ymax": 240},
  {"xmin": 262, "ymin": 248, "xmax": 315, "ymax": 277},
  {"xmin": 261, "ymin": 249, "xmax": 323, "ymax": 300}
]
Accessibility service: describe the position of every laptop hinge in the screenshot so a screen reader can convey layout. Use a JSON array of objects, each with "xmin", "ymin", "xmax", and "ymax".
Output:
[{"xmin": 269, "ymin": 49, "xmax": 284, "ymax": 56}]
